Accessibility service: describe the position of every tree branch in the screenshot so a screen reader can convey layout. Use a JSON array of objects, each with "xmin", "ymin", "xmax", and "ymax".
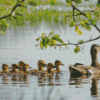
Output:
[
  {"xmin": 0, "ymin": 0, "xmax": 25, "ymax": 20},
  {"xmin": 71, "ymin": 4, "xmax": 100, "ymax": 33},
  {"xmin": 55, "ymin": 35, "xmax": 100, "ymax": 46}
]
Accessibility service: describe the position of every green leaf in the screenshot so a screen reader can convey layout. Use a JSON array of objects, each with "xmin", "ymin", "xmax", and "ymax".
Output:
[
  {"xmin": 42, "ymin": 32, "xmax": 45, "ymax": 38},
  {"xmin": 93, "ymin": 11, "xmax": 99, "ymax": 16},
  {"xmin": 85, "ymin": 0, "xmax": 89, "ymax": 1},
  {"xmin": 42, "ymin": 37, "xmax": 50, "ymax": 47},
  {"xmin": 81, "ymin": 23, "xmax": 91, "ymax": 31},
  {"xmin": 49, "ymin": 30, "xmax": 54, "ymax": 35},
  {"xmin": 51, "ymin": 35, "xmax": 63, "ymax": 43},
  {"xmin": 36, "ymin": 37, "xmax": 40, "ymax": 41},
  {"xmin": 50, "ymin": 0, "xmax": 56, "ymax": 6},
  {"xmin": 97, "ymin": 0, "xmax": 100, "ymax": 7},
  {"xmin": 69, "ymin": 20, "xmax": 75, "ymax": 27},
  {"xmin": 75, "ymin": 26, "xmax": 79, "ymax": 32},
  {"xmin": 78, "ymin": 40, "xmax": 83, "ymax": 44},
  {"xmin": 40, "ymin": 41, "xmax": 43, "ymax": 49},
  {"xmin": 86, "ymin": 14, "xmax": 92, "ymax": 20},
  {"xmin": 28, "ymin": 0, "xmax": 36, "ymax": 6},
  {"xmin": 50, "ymin": 40, "xmax": 56, "ymax": 46},
  {"xmin": 51, "ymin": 35, "xmax": 59, "ymax": 39},
  {"xmin": 74, "ymin": 0, "xmax": 82, "ymax": 3},
  {"xmin": 74, "ymin": 46, "xmax": 80, "ymax": 53},
  {"xmin": 91, "ymin": 18, "xmax": 98, "ymax": 25},
  {"xmin": 66, "ymin": 0, "xmax": 72, "ymax": 3},
  {"xmin": 78, "ymin": 30, "xmax": 83, "ymax": 35}
]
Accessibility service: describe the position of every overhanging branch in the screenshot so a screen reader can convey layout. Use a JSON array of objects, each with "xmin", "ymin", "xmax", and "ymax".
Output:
[{"xmin": 0, "ymin": 0, "xmax": 25, "ymax": 20}]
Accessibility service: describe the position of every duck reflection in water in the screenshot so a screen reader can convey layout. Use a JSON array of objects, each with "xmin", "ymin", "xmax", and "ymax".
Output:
[
  {"xmin": 91, "ymin": 79, "xmax": 98, "ymax": 96},
  {"xmin": 2, "ymin": 75, "xmax": 9, "ymax": 84}
]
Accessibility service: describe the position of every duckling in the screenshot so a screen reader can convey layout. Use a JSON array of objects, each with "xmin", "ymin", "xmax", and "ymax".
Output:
[
  {"xmin": 47, "ymin": 63, "xmax": 56, "ymax": 76},
  {"xmin": 69, "ymin": 44, "xmax": 100, "ymax": 76},
  {"xmin": 37, "ymin": 63, "xmax": 56, "ymax": 78},
  {"xmin": 54, "ymin": 60, "xmax": 64, "ymax": 74},
  {"xmin": 29, "ymin": 60, "xmax": 46, "ymax": 75},
  {"xmin": 10, "ymin": 63, "xmax": 22, "ymax": 73},
  {"xmin": 0, "ymin": 64, "xmax": 11, "ymax": 75},
  {"xmin": 18, "ymin": 61, "xmax": 25, "ymax": 72},
  {"xmin": 22, "ymin": 64, "xmax": 32, "ymax": 75}
]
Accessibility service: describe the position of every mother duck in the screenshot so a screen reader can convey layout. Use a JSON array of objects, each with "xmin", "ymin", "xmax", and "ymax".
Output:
[{"xmin": 69, "ymin": 44, "xmax": 100, "ymax": 76}]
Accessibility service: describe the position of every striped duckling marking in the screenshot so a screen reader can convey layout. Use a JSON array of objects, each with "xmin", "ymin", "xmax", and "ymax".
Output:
[{"xmin": 54, "ymin": 60, "xmax": 64, "ymax": 74}]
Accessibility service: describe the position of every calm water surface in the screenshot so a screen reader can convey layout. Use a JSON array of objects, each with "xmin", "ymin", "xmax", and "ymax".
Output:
[{"xmin": 0, "ymin": 11, "xmax": 100, "ymax": 100}]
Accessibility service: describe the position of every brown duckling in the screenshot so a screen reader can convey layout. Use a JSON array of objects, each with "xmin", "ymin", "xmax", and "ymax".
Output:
[
  {"xmin": 18, "ymin": 61, "xmax": 25, "ymax": 72},
  {"xmin": 0, "ymin": 64, "xmax": 10, "ymax": 73},
  {"xmin": 69, "ymin": 44, "xmax": 100, "ymax": 76},
  {"xmin": 54, "ymin": 60, "xmax": 64, "ymax": 74},
  {"xmin": 10, "ymin": 63, "xmax": 22, "ymax": 73},
  {"xmin": 29, "ymin": 60, "xmax": 46, "ymax": 75},
  {"xmin": 37, "ymin": 63, "xmax": 56, "ymax": 77},
  {"xmin": 23, "ymin": 64, "xmax": 32, "ymax": 75}
]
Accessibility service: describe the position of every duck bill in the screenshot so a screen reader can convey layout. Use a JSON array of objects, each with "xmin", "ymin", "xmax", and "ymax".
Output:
[
  {"xmin": 9, "ymin": 67, "xmax": 11, "ymax": 69},
  {"xmin": 61, "ymin": 63, "xmax": 64, "ymax": 66},
  {"xmin": 29, "ymin": 67, "xmax": 32, "ymax": 68},
  {"xmin": 52, "ymin": 66, "xmax": 57, "ymax": 68},
  {"xmin": 44, "ymin": 64, "xmax": 47, "ymax": 67},
  {"xmin": 17, "ymin": 66, "xmax": 22, "ymax": 69}
]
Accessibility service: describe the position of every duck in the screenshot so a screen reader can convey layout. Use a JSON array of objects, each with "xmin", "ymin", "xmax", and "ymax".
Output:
[
  {"xmin": 29, "ymin": 60, "xmax": 47, "ymax": 75},
  {"xmin": 22, "ymin": 64, "xmax": 32, "ymax": 75},
  {"xmin": 10, "ymin": 63, "xmax": 22, "ymax": 73},
  {"xmin": 54, "ymin": 60, "xmax": 65, "ymax": 74},
  {"xmin": 18, "ymin": 61, "xmax": 25, "ymax": 72},
  {"xmin": 0, "ymin": 64, "xmax": 11, "ymax": 75},
  {"xmin": 69, "ymin": 44, "xmax": 100, "ymax": 76},
  {"xmin": 38, "ymin": 63, "xmax": 56, "ymax": 77}
]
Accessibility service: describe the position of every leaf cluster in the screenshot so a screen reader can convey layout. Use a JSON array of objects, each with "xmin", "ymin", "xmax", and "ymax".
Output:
[{"xmin": 36, "ymin": 30, "xmax": 67, "ymax": 49}]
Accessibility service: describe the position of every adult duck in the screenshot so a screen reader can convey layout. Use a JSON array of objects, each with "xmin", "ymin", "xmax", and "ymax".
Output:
[{"xmin": 69, "ymin": 44, "xmax": 100, "ymax": 76}]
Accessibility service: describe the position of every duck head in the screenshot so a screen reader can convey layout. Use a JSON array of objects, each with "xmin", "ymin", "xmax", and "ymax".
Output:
[
  {"xmin": 11, "ymin": 64, "xmax": 22, "ymax": 72},
  {"xmin": 18, "ymin": 61, "xmax": 25, "ymax": 71},
  {"xmin": 55, "ymin": 60, "xmax": 64, "ymax": 74},
  {"xmin": 23, "ymin": 64, "xmax": 31, "ymax": 72},
  {"xmin": 2, "ymin": 64, "xmax": 10, "ymax": 73},
  {"xmin": 47, "ymin": 63, "xmax": 56, "ymax": 74},
  {"xmin": 91, "ymin": 44, "xmax": 100, "ymax": 54},
  {"xmin": 38, "ymin": 60, "xmax": 46, "ymax": 71}
]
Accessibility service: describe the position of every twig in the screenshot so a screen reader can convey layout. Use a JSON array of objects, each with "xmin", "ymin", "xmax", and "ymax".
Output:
[
  {"xmin": 0, "ymin": 0, "xmax": 25, "ymax": 20},
  {"xmin": 55, "ymin": 35, "xmax": 100, "ymax": 46}
]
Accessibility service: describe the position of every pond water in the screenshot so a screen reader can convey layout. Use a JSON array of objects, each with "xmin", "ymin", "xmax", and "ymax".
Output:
[
  {"xmin": 0, "ymin": 1, "xmax": 100, "ymax": 99},
  {"xmin": 0, "ymin": 21, "xmax": 100, "ymax": 100}
]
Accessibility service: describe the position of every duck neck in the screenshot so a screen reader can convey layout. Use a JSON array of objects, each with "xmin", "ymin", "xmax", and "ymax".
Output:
[
  {"xmin": 56, "ymin": 66, "xmax": 61, "ymax": 74},
  {"xmin": 19, "ymin": 68, "xmax": 23, "ymax": 71},
  {"xmin": 12, "ymin": 69, "xmax": 17, "ymax": 72},
  {"xmin": 3, "ymin": 69, "xmax": 8, "ymax": 72},
  {"xmin": 91, "ymin": 52, "xmax": 99, "ymax": 67}
]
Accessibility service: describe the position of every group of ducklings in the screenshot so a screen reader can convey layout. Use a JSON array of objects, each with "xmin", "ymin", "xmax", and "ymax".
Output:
[{"xmin": 0, "ymin": 60, "xmax": 64, "ymax": 77}]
